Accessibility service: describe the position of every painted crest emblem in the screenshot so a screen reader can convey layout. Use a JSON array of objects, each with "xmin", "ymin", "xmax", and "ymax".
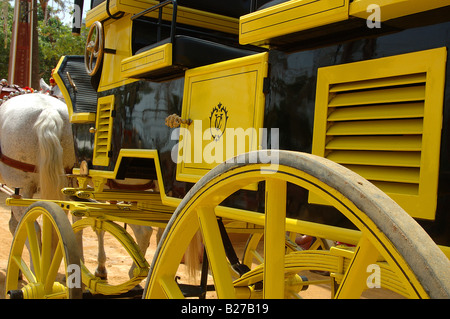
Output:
[{"xmin": 209, "ymin": 103, "xmax": 228, "ymax": 141}]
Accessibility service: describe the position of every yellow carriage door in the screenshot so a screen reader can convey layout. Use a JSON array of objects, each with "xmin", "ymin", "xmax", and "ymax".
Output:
[{"xmin": 176, "ymin": 52, "xmax": 268, "ymax": 183}]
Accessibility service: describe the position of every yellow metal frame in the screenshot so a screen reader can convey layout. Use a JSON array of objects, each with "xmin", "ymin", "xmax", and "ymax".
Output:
[
  {"xmin": 120, "ymin": 43, "xmax": 172, "ymax": 79},
  {"xmin": 97, "ymin": 16, "xmax": 138, "ymax": 93},
  {"xmin": 239, "ymin": 0, "xmax": 449, "ymax": 46},
  {"xmin": 176, "ymin": 52, "xmax": 269, "ymax": 184},
  {"xmin": 86, "ymin": 0, "xmax": 239, "ymax": 35},
  {"xmin": 239, "ymin": 0, "xmax": 349, "ymax": 45},
  {"xmin": 311, "ymin": 47, "xmax": 447, "ymax": 220},
  {"xmin": 73, "ymin": 149, "xmax": 182, "ymax": 208},
  {"xmin": 72, "ymin": 217, "xmax": 149, "ymax": 295}
]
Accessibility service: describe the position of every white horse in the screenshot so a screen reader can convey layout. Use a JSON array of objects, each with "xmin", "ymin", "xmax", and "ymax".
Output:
[
  {"xmin": 0, "ymin": 93, "xmax": 75, "ymax": 227},
  {"xmin": 0, "ymin": 92, "xmax": 154, "ymax": 281}
]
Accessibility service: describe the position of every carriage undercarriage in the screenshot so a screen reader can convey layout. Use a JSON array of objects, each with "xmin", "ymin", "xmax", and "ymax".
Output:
[
  {"xmin": 4, "ymin": 0, "xmax": 450, "ymax": 299},
  {"xmin": 4, "ymin": 151, "xmax": 450, "ymax": 299}
]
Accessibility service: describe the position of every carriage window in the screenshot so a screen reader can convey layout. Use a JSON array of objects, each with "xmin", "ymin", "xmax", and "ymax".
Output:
[{"xmin": 311, "ymin": 47, "xmax": 447, "ymax": 220}]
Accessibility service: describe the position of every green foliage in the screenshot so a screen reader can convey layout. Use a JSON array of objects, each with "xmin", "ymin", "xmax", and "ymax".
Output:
[
  {"xmin": 0, "ymin": 0, "xmax": 13, "ymax": 79},
  {"xmin": 0, "ymin": 1, "xmax": 87, "ymax": 86},
  {"xmin": 38, "ymin": 16, "xmax": 87, "ymax": 82}
]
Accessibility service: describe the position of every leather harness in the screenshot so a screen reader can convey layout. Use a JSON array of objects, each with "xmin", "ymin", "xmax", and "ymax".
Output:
[
  {"xmin": 0, "ymin": 146, "xmax": 72, "ymax": 174},
  {"xmin": 0, "ymin": 148, "xmax": 154, "ymax": 190}
]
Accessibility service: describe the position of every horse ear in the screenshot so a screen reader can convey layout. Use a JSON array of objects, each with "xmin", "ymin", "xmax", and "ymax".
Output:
[{"xmin": 39, "ymin": 78, "xmax": 51, "ymax": 93}]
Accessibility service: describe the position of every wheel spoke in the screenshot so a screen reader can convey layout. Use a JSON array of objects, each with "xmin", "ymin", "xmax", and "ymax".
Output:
[
  {"xmin": 197, "ymin": 206, "xmax": 235, "ymax": 298},
  {"xmin": 40, "ymin": 215, "xmax": 53, "ymax": 283},
  {"xmin": 243, "ymin": 233, "xmax": 264, "ymax": 267},
  {"xmin": 264, "ymin": 178, "xmax": 287, "ymax": 298},
  {"xmin": 159, "ymin": 275, "xmax": 184, "ymax": 299},
  {"xmin": 44, "ymin": 242, "xmax": 63, "ymax": 293},
  {"xmin": 335, "ymin": 235, "xmax": 379, "ymax": 298},
  {"xmin": 12, "ymin": 255, "xmax": 36, "ymax": 283},
  {"xmin": 25, "ymin": 221, "xmax": 41, "ymax": 281}
]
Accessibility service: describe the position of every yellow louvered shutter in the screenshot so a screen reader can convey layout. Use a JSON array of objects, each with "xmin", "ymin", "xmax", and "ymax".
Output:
[
  {"xmin": 311, "ymin": 48, "xmax": 447, "ymax": 220},
  {"xmin": 93, "ymin": 95, "xmax": 115, "ymax": 166}
]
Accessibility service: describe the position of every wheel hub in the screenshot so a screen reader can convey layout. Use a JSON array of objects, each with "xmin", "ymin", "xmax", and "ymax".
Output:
[{"xmin": 7, "ymin": 282, "xmax": 67, "ymax": 299}]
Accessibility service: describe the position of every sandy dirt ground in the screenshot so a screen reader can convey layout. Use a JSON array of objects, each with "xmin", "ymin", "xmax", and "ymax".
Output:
[{"xmin": 0, "ymin": 192, "xmax": 401, "ymax": 299}]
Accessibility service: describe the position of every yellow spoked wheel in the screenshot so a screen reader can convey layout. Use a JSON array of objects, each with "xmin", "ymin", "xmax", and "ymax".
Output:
[
  {"xmin": 72, "ymin": 217, "xmax": 149, "ymax": 296},
  {"xmin": 5, "ymin": 202, "xmax": 82, "ymax": 299},
  {"xmin": 144, "ymin": 151, "xmax": 450, "ymax": 299}
]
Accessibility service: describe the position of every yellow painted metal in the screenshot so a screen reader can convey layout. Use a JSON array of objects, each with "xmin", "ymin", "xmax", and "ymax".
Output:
[
  {"xmin": 19, "ymin": 282, "xmax": 68, "ymax": 299},
  {"xmin": 329, "ymin": 86, "xmax": 425, "ymax": 107},
  {"xmin": 239, "ymin": 0, "xmax": 349, "ymax": 45},
  {"xmin": 5, "ymin": 196, "xmax": 115, "ymax": 211},
  {"xmin": 216, "ymin": 205, "xmax": 362, "ymax": 246},
  {"xmin": 71, "ymin": 148, "xmax": 182, "ymax": 209},
  {"xmin": 92, "ymin": 95, "xmax": 115, "ymax": 166},
  {"xmin": 242, "ymin": 233, "xmax": 264, "ymax": 268},
  {"xmin": 312, "ymin": 47, "xmax": 447, "ymax": 220},
  {"xmin": 334, "ymin": 235, "xmax": 380, "ymax": 298},
  {"xmin": 439, "ymin": 245, "xmax": 450, "ymax": 259},
  {"xmin": 328, "ymin": 102, "xmax": 424, "ymax": 122},
  {"xmin": 238, "ymin": 247, "xmax": 416, "ymax": 298},
  {"xmin": 327, "ymin": 119, "xmax": 423, "ymax": 136},
  {"xmin": 145, "ymin": 157, "xmax": 434, "ymax": 299},
  {"xmin": 342, "ymin": 165, "xmax": 419, "ymax": 184},
  {"xmin": 53, "ymin": 56, "xmax": 77, "ymax": 122},
  {"xmin": 120, "ymin": 43, "xmax": 172, "ymax": 79},
  {"xmin": 148, "ymin": 207, "xmax": 200, "ymax": 298},
  {"xmin": 6, "ymin": 193, "xmax": 172, "ymax": 229},
  {"xmin": 177, "ymin": 53, "xmax": 268, "ymax": 183},
  {"xmin": 86, "ymin": 0, "xmax": 239, "ymax": 34},
  {"xmin": 72, "ymin": 218, "xmax": 150, "ymax": 295},
  {"xmin": 329, "ymin": 73, "xmax": 427, "ymax": 93},
  {"xmin": 349, "ymin": 0, "xmax": 450, "ymax": 22},
  {"xmin": 326, "ymin": 151, "xmax": 421, "ymax": 168},
  {"xmin": 159, "ymin": 275, "xmax": 185, "ymax": 298},
  {"xmin": 197, "ymin": 206, "xmax": 235, "ymax": 298},
  {"xmin": 325, "ymin": 135, "xmax": 422, "ymax": 152},
  {"xmin": 69, "ymin": 113, "xmax": 97, "ymax": 123},
  {"xmin": 263, "ymin": 179, "xmax": 286, "ymax": 298},
  {"xmin": 96, "ymin": 16, "xmax": 138, "ymax": 93}
]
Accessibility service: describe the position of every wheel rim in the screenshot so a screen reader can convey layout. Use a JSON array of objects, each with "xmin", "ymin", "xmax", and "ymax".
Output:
[
  {"xmin": 144, "ymin": 151, "xmax": 450, "ymax": 299},
  {"xmin": 6, "ymin": 202, "xmax": 82, "ymax": 299}
]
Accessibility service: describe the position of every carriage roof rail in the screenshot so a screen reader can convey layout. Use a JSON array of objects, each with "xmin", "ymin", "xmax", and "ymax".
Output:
[
  {"xmin": 131, "ymin": 0, "xmax": 177, "ymax": 21},
  {"xmin": 131, "ymin": 0, "xmax": 178, "ymax": 43}
]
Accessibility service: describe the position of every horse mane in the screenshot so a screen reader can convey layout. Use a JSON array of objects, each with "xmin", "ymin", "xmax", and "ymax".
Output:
[{"xmin": 33, "ymin": 107, "xmax": 66, "ymax": 200}]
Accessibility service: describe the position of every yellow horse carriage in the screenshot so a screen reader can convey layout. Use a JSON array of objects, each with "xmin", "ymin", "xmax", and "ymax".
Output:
[{"xmin": 5, "ymin": 0, "xmax": 450, "ymax": 299}]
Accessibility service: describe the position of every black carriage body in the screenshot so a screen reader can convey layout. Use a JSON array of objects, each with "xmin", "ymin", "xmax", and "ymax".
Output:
[{"xmin": 70, "ymin": 6, "xmax": 450, "ymax": 246}]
